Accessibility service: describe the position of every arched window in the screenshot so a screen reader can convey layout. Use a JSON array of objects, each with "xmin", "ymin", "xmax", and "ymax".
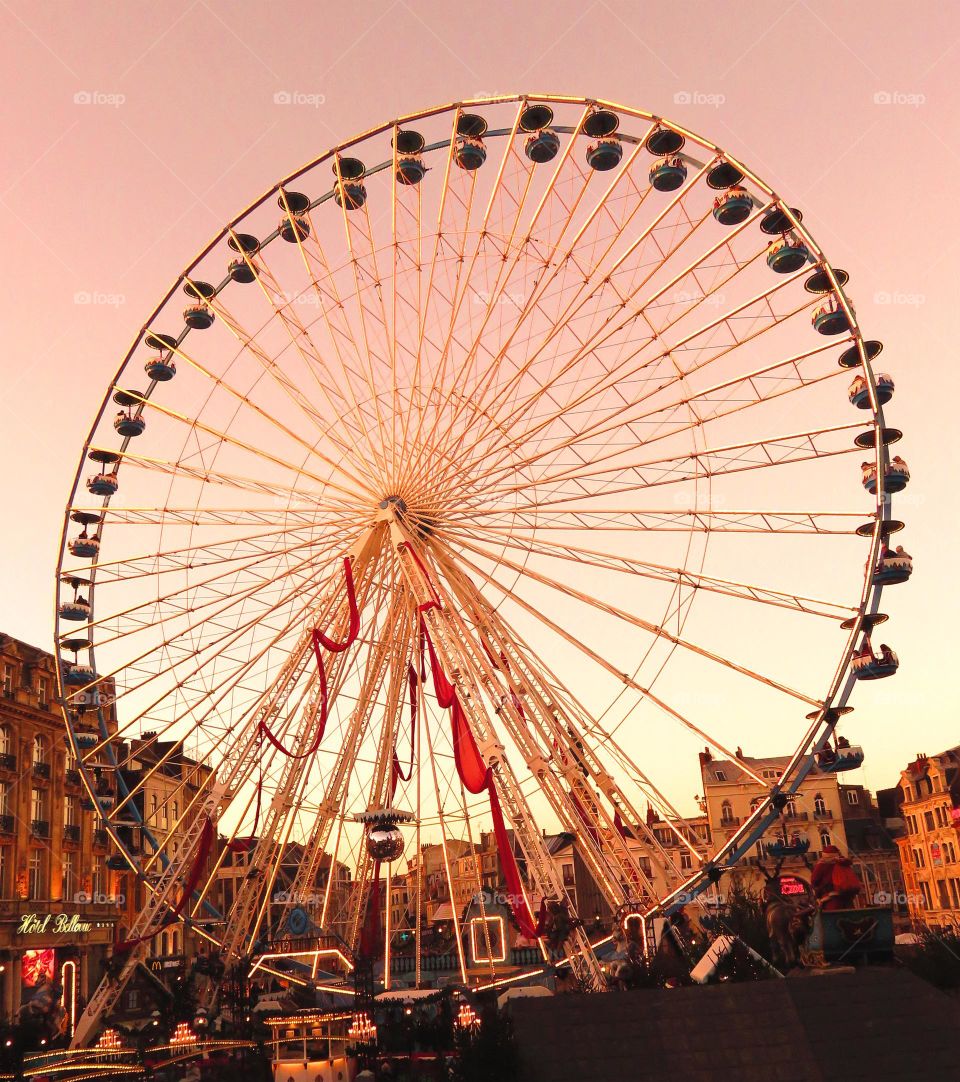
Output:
[
  {"xmin": 819, "ymin": 828, "xmax": 831, "ymax": 850},
  {"xmin": 785, "ymin": 798, "xmax": 797, "ymax": 818},
  {"xmin": 720, "ymin": 800, "xmax": 734, "ymax": 824},
  {"xmin": 32, "ymin": 734, "xmax": 47, "ymax": 765},
  {"xmin": 0, "ymin": 726, "xmax": 11, "ymax": 756},
  {"xmin": 814, "ymin": 793, "xmax": 826, "ymax": 816}
]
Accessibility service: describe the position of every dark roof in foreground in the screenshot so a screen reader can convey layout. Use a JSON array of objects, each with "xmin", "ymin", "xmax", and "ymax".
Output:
[{"xmin": 508, "ymin": 967, "xmax": 960, "ymax": 1082}]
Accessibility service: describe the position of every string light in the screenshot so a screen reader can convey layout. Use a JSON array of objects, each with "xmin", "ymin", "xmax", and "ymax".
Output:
[
  {"xmin": 456, "ymin": 1003, "xmax": 478, "ymax": 1030},
  {"xmin": 170, "ymin": 1022, "xmax": 197, "ymax": 1046},
  {"xmin": 347, "ymin": 1012, "xmax": 377, "ymax": 1045}
]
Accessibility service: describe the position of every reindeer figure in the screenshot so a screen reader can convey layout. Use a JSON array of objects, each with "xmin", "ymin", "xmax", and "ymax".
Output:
[{"xmin": 758, "ymin": 856, "xmax": 817, "ymax": 971}]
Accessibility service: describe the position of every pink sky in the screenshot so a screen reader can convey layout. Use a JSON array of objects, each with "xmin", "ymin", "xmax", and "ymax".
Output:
[{"xmin": 1, "ymin": 0, "xmax": 957, "ymax": 806}]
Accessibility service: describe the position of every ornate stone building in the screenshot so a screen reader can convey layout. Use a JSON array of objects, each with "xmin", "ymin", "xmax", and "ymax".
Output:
[
  {"xmin": 894, "ymin": 747, "xmax": 960, "ymax": 932},
  {"xmin": 0, "ymin": 634, "xmax": 121, "ymax": 1021}
]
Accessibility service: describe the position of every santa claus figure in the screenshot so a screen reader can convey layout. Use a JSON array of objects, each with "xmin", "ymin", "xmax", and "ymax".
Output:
[{"xmin": 811, "ymin": 845, "xmax": 863, "ymax": 910}]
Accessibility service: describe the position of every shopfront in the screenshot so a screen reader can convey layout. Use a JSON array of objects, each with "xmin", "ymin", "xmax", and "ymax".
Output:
[{"xmin": 0, "ymin": 899, "xmax": 119, "ymax": 1028}]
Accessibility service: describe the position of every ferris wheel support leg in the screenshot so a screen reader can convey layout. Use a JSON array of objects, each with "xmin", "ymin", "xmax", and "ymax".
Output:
[
  {"xmin": 389, "ymin": 521, "xmax": 606, "ymax": 990},
  {"xmin": 71, "ymin": 795, "xmax": 220, "ymax": 1047},
  {"xmin": 432, "ymin": 554, "xmax": 671, "ymax": 910}
]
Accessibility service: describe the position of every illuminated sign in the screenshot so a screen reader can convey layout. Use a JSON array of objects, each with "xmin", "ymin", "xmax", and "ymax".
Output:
[
  {"xmin": 17, "ymin": 913, "xmax": 93, "ymax": 936},
  {"xmin": 469, "ymin": 916, "xmax": 506, "ymax": 964},
  {"xmin": 22, "ymin": 949, "xmax": 55, "ymax": 988},
  {"xmin": 778, "ymin": 876, "xmax": 808, "ymax": 897}
]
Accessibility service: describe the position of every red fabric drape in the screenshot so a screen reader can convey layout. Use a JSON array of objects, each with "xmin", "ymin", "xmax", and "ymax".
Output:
[
  {"xmin": 614, "ymin": 809, "xmax": 633, "ymax": 839},
  {"xmin": 390, "ymin": 664, "xmax": 419, "ymax": 799},
  {"xmin": 420, "ymin": 616, "xmax": 457, "ymax": 708},
  {"xmin": 489, "ymin": 784, "xmax": 539, "ymax": 940},
  {"xmin": 451, "ymin": 699, "xmax": 489, "ymax": 795},
  {"xmin": 118, "ymin": 816, "xmax": 215, "ymax": 949},
  {"xmin": 314, "ymin": 557, "xmax": 360, "ymax": 652},
  {"xmin": 419, "ymin": 623, "xmax": 543, "ymax": 942},
  {"xmin": 259, "ymin": 634, "xmax": 329, "ymax": 758}
]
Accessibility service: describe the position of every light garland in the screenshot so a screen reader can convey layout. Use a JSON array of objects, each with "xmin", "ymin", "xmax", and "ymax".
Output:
[
  {"xmin": 347, "ymin": 1012, "xmax": 377, "ymax": 1045},
  {"xmin": 456, "ymin": 1003, "xmax": 478, "ymax": 1030},
  {"xmin": 169, "ymin": 1022, "xmax": 197, "ymax": 1046}
]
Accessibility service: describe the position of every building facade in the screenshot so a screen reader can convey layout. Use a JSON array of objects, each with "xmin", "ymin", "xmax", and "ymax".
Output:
[
  {"xmin": 894, "ymin": 747, "xmax": 960, "ymax": 931},
  {"xmin": 700, "ymin": 748, "xmax": 850, "ymax": 895},
  {"xmin": 0, "ymin": 634, "xmax": 122, "ymax": 1022}
]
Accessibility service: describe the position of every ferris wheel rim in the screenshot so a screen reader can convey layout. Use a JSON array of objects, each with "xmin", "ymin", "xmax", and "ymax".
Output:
[{"xmin": 54, "ymin": 92, "xmax": 900, "ymax": 969}]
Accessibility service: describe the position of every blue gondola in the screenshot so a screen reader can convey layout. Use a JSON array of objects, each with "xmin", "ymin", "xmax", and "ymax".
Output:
[
  {"xmin": 106, "ymin": 855, "xmax": 127, "ymax": 870},
  {"xmin": 455, "ymin": 136, "xmax": 487, "ymax": 170},
  {"xmin": 145, "ymin": 356, "xmax": 176, "ymax": 381},
  {"xmin": 586, "ymin": 137, "xmax": 622, "ymax": 171},
  {"xmin": 813, "ymin": 300, "xmax": 851, "ymax": 335},
  {"xmin": 873, "ymin": 547, "xmax": 913, "ymax": 585},
  {"xmin": 65, "ymin": 664, "xmax": 96, "ymax": 686},
  {"xmin": 396, "ymin": 154, "xmax": 427, "ymax": 185},
  {"xmin": 766, "ymin": 238, "xmax": 810, "ymax": 273},
  {"xmin": 59, "ymin": 599, "xmax": 91, "ymax": 621},
  {"xmin": 279, "ymin": 215, "xmax": 310, "ymax": 243},
  {"xmin": 394, "ymin": 130, "xmax": 427, "ymax": 184},
  {"xmin": 852, "ymin": 647, "xmax": 899, "ymax": 680},
  {"xmin": 228, "ymin": 257, "xmax": 257, "ymax": 283},
  {"xmin": 525, "ymin": 129, "xmax": 560, "ymax": 163},
  {"xmin": 114, "ymin": 411, "xmax": 146, "ymax": 438},
  {"xmin": 86, "ymin": 472, "xmax": 118, "ymax": 497},
  {"xmin": 816, "ymin": 745, "xmax": 865, "ymax": 772},
  {"xmin": 862, "ymin": 458, "xmax": 910, "ymax": 494},
  {"xmin": 767, "ymin": 836, "xmax": 810, "ymax": 858},
  {"xmin": 848, "ymin": 373, "xmax": 894, "ymax": 408},
  {"xmin": 68, "ymin": 535, "xmax": 100, "ymax": 559},
  {"xmin": 712, "ymin": 186, "xmax": 753, "ymax": 225},
  {"xmin": 334, "ymin": 181, "xmax": 367, "ymax": 210},
  {"xmin": 97, "ymin": 795, "xmax": 116, "ymax": 812},
  {"xmin": 184, "ymin": 303, "xmax": 215, "ymax": 329},
  {"xmin": 74, "ymin": 733, "xmax": 98, "ymax": 750},
  {"xmin": 649, "ymin": 157, "xmax": 687, "ymax": 192}
]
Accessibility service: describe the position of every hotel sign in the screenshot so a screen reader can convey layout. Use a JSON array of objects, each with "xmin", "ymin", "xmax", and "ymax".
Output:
[{"xmin": 17, "ymin": 913, "xmax": 93, "ymax": 936}]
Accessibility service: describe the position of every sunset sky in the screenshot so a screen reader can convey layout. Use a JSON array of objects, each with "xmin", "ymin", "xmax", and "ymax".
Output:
[{"xmin": 1, "ymin": 0, "xmax": 957, "ymax": 816}]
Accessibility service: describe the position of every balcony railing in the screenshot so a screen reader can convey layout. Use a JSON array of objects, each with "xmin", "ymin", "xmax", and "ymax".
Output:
[
  {"xmin": 93, "ymin": 829, "xmax": 108, "ymax": 847},
  {"xmin": 720, "ymin": 816, "xmax": 741, "ymax": 828},
  {"xmin": 63, "ymin": 824, "xmax": 81, "ymax": 843},
  {"xmin": 783, "ymin": 810, "xmax": 809, "ymax": 821},
  {"xmin": 0, "ymin": 753, "xmax": 15, "ymax": 772},
  {"xmin": 32, "ymin": 762, "xmax": 51, "ymax": 780},
  {"xmin": 31, "ymin": 820, "xmax": 50, "ymax": 839},
  {"xmin": 65, "ymin": 769, "xmax": 81, "ymax": 787},
  {"xmin": 0, "ymin": 815, "xmax": 14, "ymax": 834}
]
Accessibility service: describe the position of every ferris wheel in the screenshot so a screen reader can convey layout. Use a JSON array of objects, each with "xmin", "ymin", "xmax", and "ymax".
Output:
[{"xmin": 56, "ymin": 94, "xmax": 910, "ymax": 1042}]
